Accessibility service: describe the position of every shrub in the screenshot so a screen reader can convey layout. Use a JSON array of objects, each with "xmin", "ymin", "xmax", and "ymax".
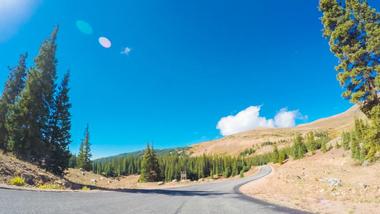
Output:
[
  {"xmin": 292, "ymin": 134, "xmax": 307, "ymax": 159},
  {"xmin": 239, "ymin": 170, "xmax": 244, "ymax": 178},
  {"xmin": 9, "ymin": 176, "xmax": 25, "ymax": 186},
  {"xmin": 305, "ymin": 132, "xmax": 319, "ymax": 152},
  {"xmin": 81, "ymin": 186, "xmax": 90, "ymax": 191},
  {"xmin": 261, "ymin": 141, "xmax": 275, "ymax": 147},
  {"xmin": 278, "ymin": 150, "xmax": 288, "ymax": 164},
  {"xmin": 271, "ymin": 146, "xmax": 279, "ymax": 163},
  {"xmin": 240, "ymin": 147, "xmax": 256, "ymax": 157},
  {"xmin": 341, "ymin": 132, "xmax": 351, "ymax": 150}
]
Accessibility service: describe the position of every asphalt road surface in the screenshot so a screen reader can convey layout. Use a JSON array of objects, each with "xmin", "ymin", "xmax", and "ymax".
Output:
[{"xmin": 0, "ymin": 166, "xmax": 307, "ymax": 214}]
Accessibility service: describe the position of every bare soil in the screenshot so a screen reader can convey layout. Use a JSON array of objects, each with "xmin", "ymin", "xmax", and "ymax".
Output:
[
  {"xmin": 0, "ymin": 152, "xmax": 67, "ymax": 188},
  {"xmin": 240, "ymin": 149, "xmax": 380, "ymax": 214}
]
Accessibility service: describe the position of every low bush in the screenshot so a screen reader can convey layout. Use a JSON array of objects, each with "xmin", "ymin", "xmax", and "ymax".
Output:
[
  {"xmin": 9, "ymin": 176, "xmax": 25, "ymax": 186},
  {"xmin": 81, "ymin": 186, "xmax": 90, "ymax": 191}
]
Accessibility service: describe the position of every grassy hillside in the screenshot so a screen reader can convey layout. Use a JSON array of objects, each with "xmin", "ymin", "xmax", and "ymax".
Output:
[{"xmin": 189, "ymin": 106, "xmax": 366, "ymax": 156}]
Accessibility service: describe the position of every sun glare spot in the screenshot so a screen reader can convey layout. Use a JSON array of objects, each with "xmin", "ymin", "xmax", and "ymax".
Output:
[
  {"xmin": 75, "ymin": 20, "xmax": 93, "ymax": 35},
  {"xmin": 98, "ymin": 36, "xmax": 112, "ymax": 48}
]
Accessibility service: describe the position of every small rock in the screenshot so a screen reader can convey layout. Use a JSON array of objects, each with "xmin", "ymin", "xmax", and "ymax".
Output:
[
  {"xmin": 358, "ymin": 183, "xmax": 368, "ymax": 189},
  {"xmin": 157, "ymin": 181, "xmax": 164, "ymax": 185},
  {"xmin": 327, "ymin": 178, "xmax": 341, "ymax": 187},
  {"xmin": 22, "ymin": 174, "xmax": 35, "ymax": 185},
  {"xmin": 90, "ymin": 179, "xmax": 97, "ymax": 183},
  {"xmin": 171, "ymin": 179, "xmax": 177, "ymax": 183},
  {"xmin": 362, "ymin": 160, "xmax": 369, "ymax": 167}
]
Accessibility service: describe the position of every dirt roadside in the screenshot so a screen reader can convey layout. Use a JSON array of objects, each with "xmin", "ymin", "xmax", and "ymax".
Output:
[{"xmin": 240, "ymin": 149, "xmax": 380, "ymax": 214}]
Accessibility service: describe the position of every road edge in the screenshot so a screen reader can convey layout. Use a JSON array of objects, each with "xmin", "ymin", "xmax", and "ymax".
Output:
[{"xmin": 233, "ymin": 166, "xmax": 311, "ymax": 214}]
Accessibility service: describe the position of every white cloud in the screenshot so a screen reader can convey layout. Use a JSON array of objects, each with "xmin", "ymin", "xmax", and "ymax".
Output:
[
  {"xmin": 216, "ymin": 106, "xmax": 303, "ymax": 136},
  {"xmin": 273, "ymin": 108, "xmax": 298, "ymax": 128},
  {"xmin": 0, "ymin": 0, "xmax": 40, "ymax": 42},
  {"xmin": 120, "ymin": 47, "xmax": 132, "ymax": 55}
]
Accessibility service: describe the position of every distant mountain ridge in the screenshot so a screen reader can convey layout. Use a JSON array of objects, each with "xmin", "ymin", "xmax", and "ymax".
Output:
[{"xmin": 93, "ymin": 147, "xmax": 189, "ymax": 162}]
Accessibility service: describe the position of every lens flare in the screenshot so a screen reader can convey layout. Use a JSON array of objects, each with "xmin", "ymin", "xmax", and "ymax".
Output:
[
  {"xmin": 75, "ymin": 20, "xmax": 93, "ymax": 35},
  {"xmin": 98, "ymin": 36, "xmax": 112, "ymax": 48}
]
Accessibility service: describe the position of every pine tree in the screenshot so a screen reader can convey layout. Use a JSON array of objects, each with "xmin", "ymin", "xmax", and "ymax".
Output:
[
  {"xmin": 292, "ymin": 134, "xmax": 307, "ymax": 159},
  {"xmin": 77, "ymin": 125, "xmax": 92, "ymax": 171},
  {"xmin": 278, "ymin": 150, "xmax": 287, "ymax": 164},
  {"xmin": 139, "ymin": 144, "xmax": 161, "ymax": 182},
  {"xmin": 305, "ymin": 132, "xmax": 319, "ymax": 152},
  {"xmin": 46, "ymin": 72, "xmax": 72, "ymax": 174},
  {"xmin": 271, "ymin": 145, "xmax": 280, "ymax": 163},
  {"xmin": 0, "ymin": 54, "xmax": 27, "ymax": 151},
  {"xmin": 68, "ymin": 154, "xmax": 77, "ymax": 168},
  {"xmin": 341, "ymin": 132, "xmax": 351, "ymax": 150},
  {"xmin": 320, "ymin": 0, "xmax": 380, "ymax": 116},
  {"xmin": 7, "ymin": 28, "xmax": 59, "ymax": 162}
]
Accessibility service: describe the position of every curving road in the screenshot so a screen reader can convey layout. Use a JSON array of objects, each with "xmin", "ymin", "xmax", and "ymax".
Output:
[{"xmin": 0, "ymin": 166, "xmax": 307, "ymax": 214}]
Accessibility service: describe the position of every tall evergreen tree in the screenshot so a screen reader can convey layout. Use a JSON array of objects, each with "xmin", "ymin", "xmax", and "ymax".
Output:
[
  {"xmin": 320, "ymin": 0, "xmax": 380, "ymax": 116},
  {"xmin": 0, "ymin": 54, "xmax": 27, "ymax": 151},
  {"xmin": 7, "ymin": 28, "xmax": 59, "ymax": 162},
  {"xmin": 292, "ymin": 134, "xmax": 307, "ymax": 159},
  {"xmin": 68, "ymin": 154, "xmax": 77, "ymax": 168},
  {"xmin": 139, "ymin": 144, "xmax": 161, "ymax": 182},
  {"xmin": 46, "ymin": 72, "xmax": 72, "ymax": 174},
  {"xmin": 77, "ymin": 125, "xmax": 92, "ymax": 171}
]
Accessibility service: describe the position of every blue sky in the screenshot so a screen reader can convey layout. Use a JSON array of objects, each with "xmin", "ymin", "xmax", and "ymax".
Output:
[{"xmin": 0, "ymin": 0, "xmax": 365, "ymax": 158}]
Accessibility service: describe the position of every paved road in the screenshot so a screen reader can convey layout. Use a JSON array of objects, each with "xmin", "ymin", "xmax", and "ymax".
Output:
[{"xmin": 0, "ymin": 166, "xmax": 307, "ymax": 214}]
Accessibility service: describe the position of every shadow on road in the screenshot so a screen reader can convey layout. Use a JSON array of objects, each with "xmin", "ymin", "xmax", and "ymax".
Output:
[{"xmin": 66, "ymin": 180, "xmax": 230, "ymax": 197}]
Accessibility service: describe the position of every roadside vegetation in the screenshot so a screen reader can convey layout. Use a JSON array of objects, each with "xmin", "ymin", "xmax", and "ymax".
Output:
[{"xmin": 9, "ymin": 176, "xmax": 25, "ymax": 186}]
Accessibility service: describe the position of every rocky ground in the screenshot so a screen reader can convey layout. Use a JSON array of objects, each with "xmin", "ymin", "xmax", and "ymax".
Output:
[
  {"xmin": 0, "ymin": 152, "xmax": 68, "ymax": 189},
  {"xmin": 240, "ymin": 149, "xmax": 380, "ymax": 214}
]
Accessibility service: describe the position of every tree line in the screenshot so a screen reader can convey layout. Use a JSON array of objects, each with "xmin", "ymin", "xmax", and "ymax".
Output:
[
  {"xmin": 92, "ymin": 144, "xmax": 252, "ymax": 182},
  {"xmin": 91, "ymin": 132, "xmax": 330, "ymax": 182}
]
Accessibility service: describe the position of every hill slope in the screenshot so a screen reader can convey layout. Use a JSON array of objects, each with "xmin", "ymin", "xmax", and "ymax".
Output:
[
  {"xmin": 0, "ymin": 152, "xmax": 68, "ymax": 188},
  {"xmin": 240, "ymin": 148, "xmax": 380, "ymax": 214},
  {"xmin": 189, "ymin": 106, "xmax": 366, "ymax": 156}
]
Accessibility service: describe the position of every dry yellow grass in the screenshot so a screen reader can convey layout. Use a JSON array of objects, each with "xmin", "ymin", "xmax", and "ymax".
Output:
[{"xmin": 189, "ymin": 106, "xmax": 365, "ymax": 156}]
